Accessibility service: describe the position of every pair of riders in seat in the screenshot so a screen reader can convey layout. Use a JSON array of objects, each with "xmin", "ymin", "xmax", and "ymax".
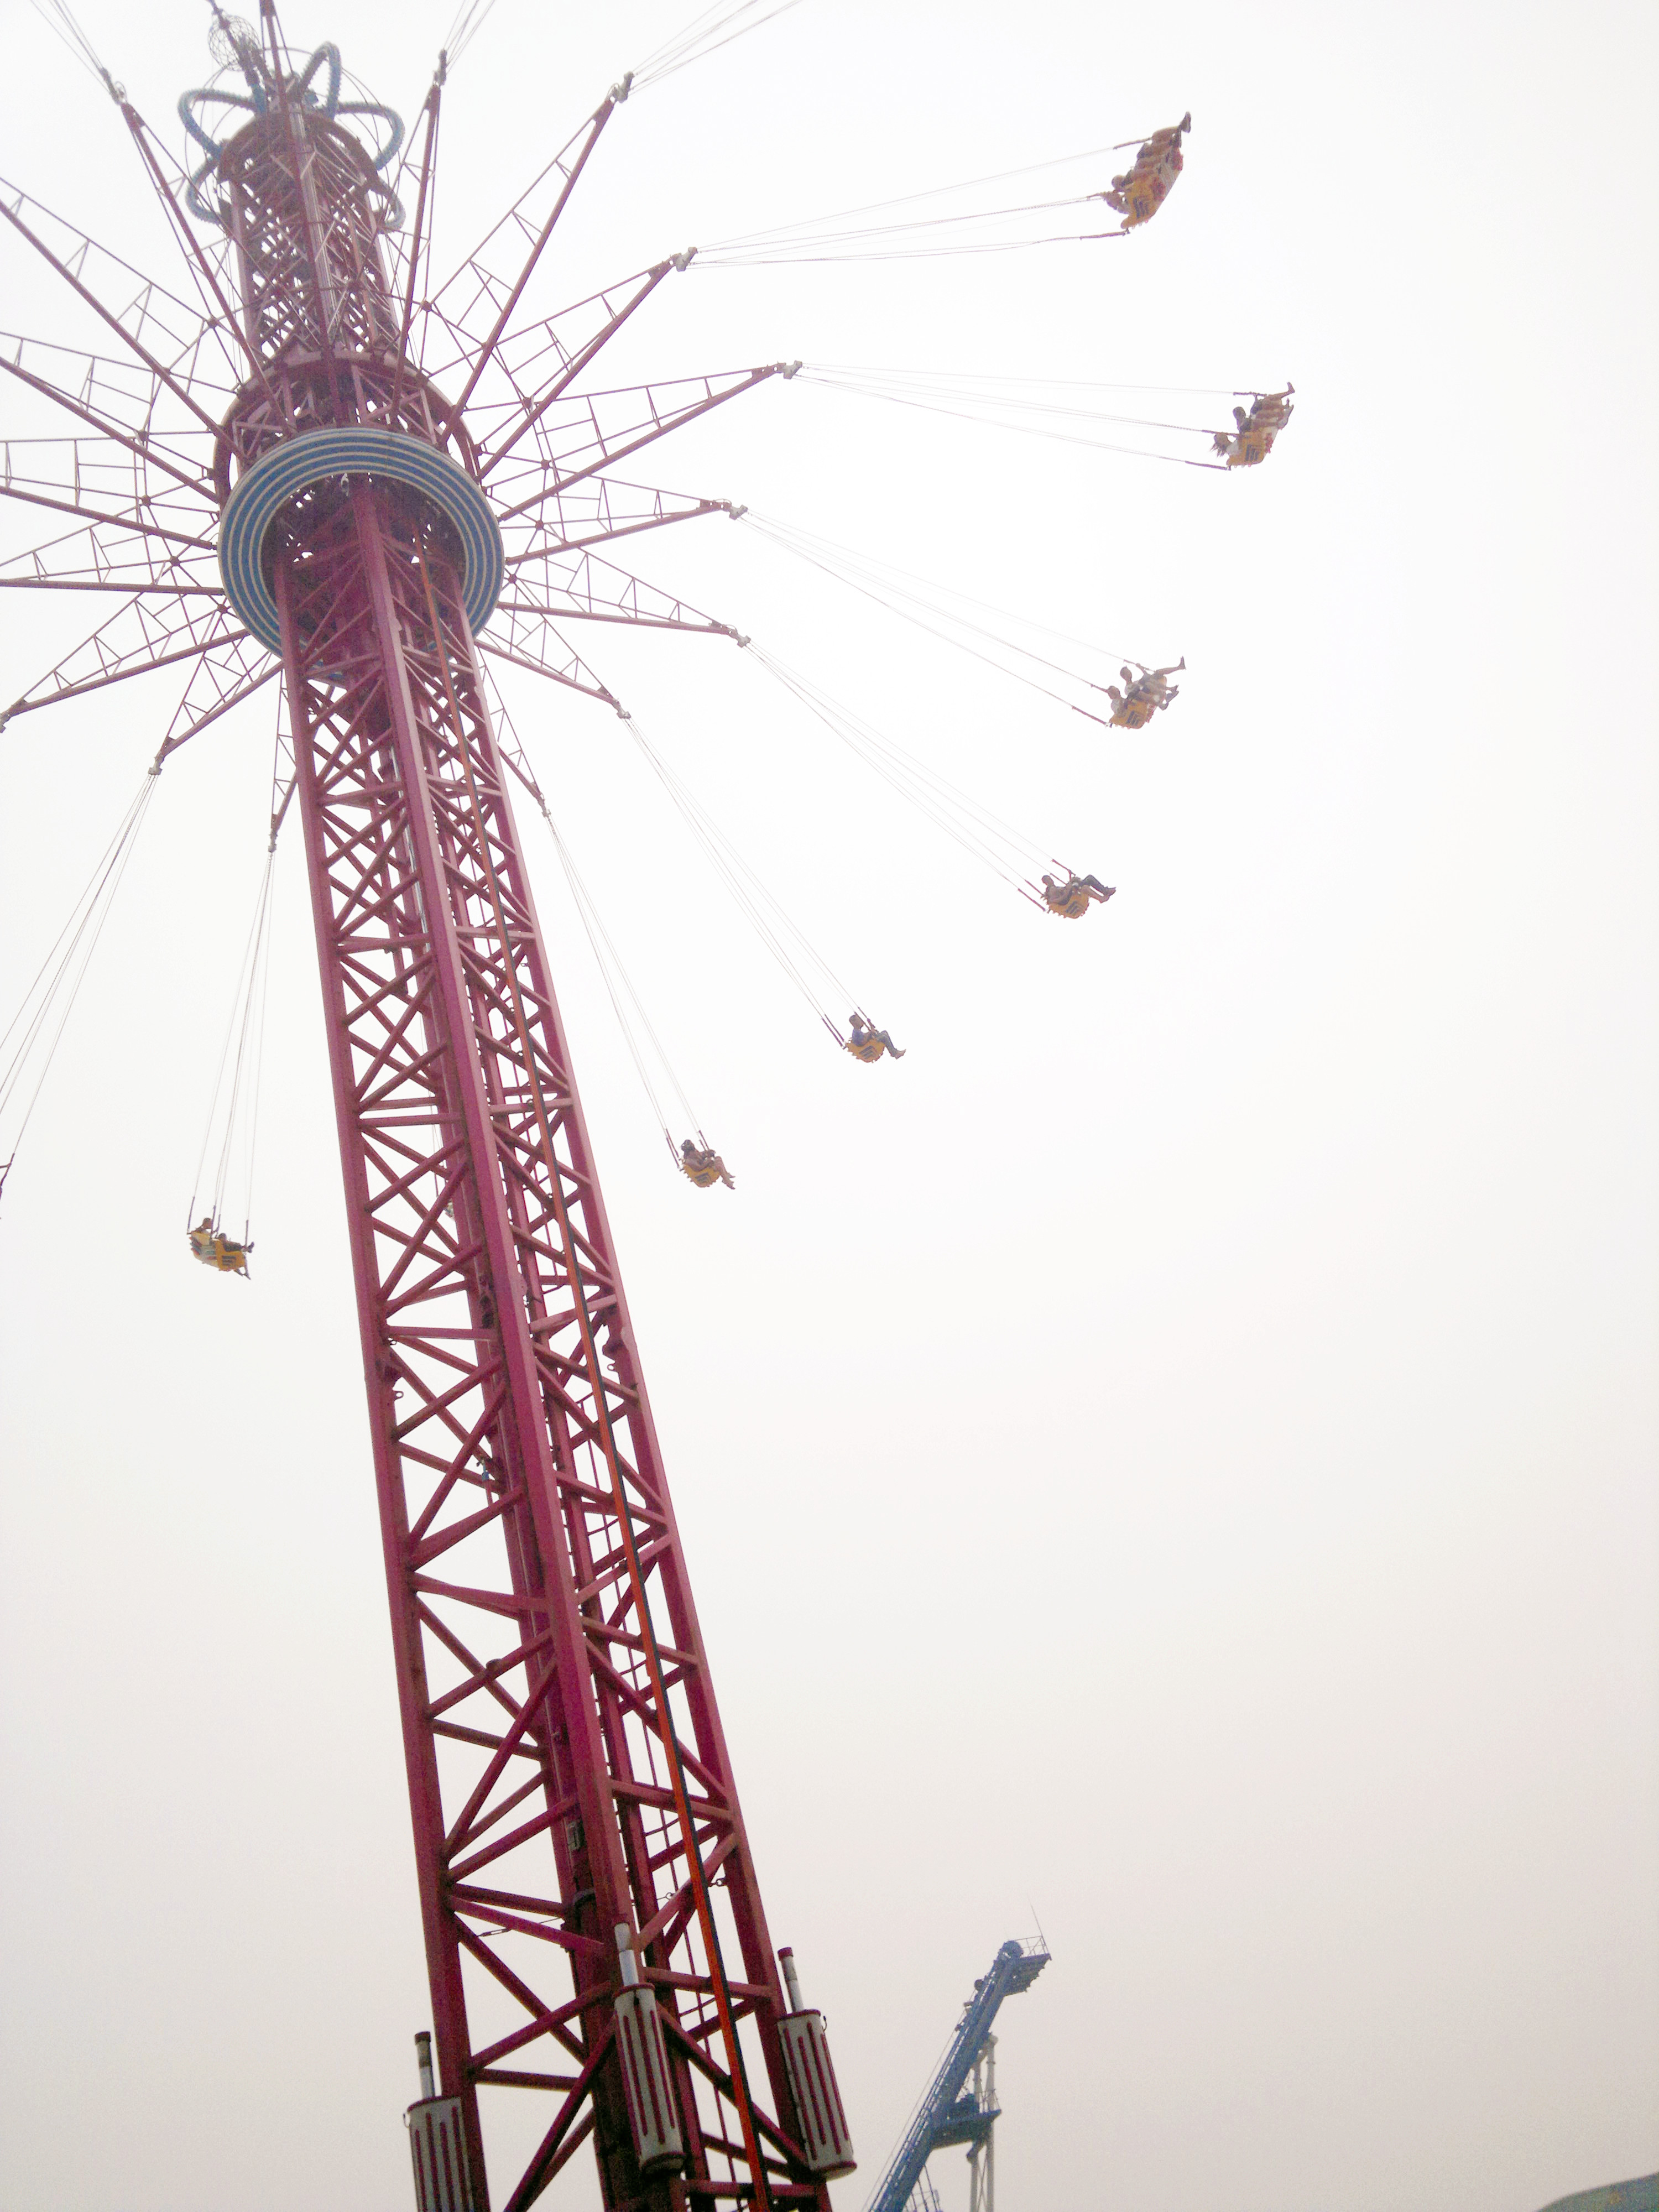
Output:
[
  {"xmin": 1100, "ymin": 113, "xmax": 1192, "ymax": 229},
  {"xmin": 1105, "ymin": 660, "xmax": 1184, "ymax": 728},
  {"xmin": 1213, "ymin": 387, "xmax": 1295, "ymax": 467},
  {"xmin": 1040, "ymin": 873, "xmax": 1114, "ymax": 919},
  {"xmin": 188, "ymin": 1215, "xmax": 252, "ymax": 1276}
]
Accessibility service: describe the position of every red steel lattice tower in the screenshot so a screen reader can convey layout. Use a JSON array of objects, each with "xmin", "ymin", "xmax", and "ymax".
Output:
[{"xmin": 161, "ymin": 10, "xmax": 853, "ymax": 2212}]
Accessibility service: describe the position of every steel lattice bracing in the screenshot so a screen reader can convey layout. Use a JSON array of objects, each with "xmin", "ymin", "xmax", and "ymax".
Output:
[
  {"xmin": 192, "ymin": 14, "xmax": 828, "ymax": 2212},
  {"xmin": 0, "ymin": 6, "xmax": 851, "ymax": 2202},
  {"xmin": 280, "ymin": 472, "xmax": 816, "ymax": 2212}
]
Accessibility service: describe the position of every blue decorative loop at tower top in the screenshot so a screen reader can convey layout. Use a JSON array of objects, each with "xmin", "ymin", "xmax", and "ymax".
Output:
[
  {"xmin": 180, "ymin": 32, "xmax": 403, "ymax": 228},
  {"xmin": 218, "ymin": 429, "xmax": 505, "ymax": 656}
]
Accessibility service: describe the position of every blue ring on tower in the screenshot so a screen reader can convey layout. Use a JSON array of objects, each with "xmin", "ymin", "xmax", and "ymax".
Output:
[{"xmin": 218, "ymin": 428, "xmax": 505, "ymax": 655}]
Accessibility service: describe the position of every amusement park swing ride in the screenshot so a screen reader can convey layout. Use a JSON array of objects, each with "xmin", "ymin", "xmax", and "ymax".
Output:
[{"xmin": 0, "ymin": 3, "xmax": 1293, "ymax": 2208}]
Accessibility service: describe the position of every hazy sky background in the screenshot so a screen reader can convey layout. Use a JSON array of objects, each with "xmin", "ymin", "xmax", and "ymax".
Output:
[{"xmin": 0, "ymin": 3, "xmax": 1655, "ymax": 2209}]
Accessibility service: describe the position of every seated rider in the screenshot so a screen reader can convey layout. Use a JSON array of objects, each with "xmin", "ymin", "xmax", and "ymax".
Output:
[
  {"xmin": 189, "ymin": 1214, "xmax": 251, "ymax": 1276},
  {"xmin": 1214, "ymin": 388, "xmax": 1293, "ymax": 462},
  {"xmin": 1041, "ymin": 872, "xmax": 1115, "ymax": 917},
  {"xmin": 679, "ymin": 1137, "xmax": 735, "ymax": 1190},
  {"xmin": 847, "ymin": 1012, "xmax": 905, "ymax": 1062},
  {"xmin": 1106, "ymin": 659, "xmax": 1183, "ymax": 720},
  {"xmin": 1102, "ymin": 112, "xmax": 1191, "ymax": 217}
]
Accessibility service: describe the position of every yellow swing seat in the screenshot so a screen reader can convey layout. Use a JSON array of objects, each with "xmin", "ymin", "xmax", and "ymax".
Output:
[
  {"xmin": 846, "ymin": 1036, "xmax": 888, "ymax": 1063},
  {"xmin": 1227, "ymin": 431, "xmax": 1273, "ymax": 468},
  {"xmin": 189, "ymin": 1222, "xmax": 251, "ymax": 1275},
  {"xmin": 1119, "ymin": 142, "xmax": 1183, "ymax": 227},
  {"xmin": 1047, "ymin": 886, "xmax": 1094, "ymax": 919}
]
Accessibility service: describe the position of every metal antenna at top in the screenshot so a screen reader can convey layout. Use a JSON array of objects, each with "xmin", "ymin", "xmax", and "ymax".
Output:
[{"xmin": 206, "ymin": 8, "xmax": 262, "ymax": 81}]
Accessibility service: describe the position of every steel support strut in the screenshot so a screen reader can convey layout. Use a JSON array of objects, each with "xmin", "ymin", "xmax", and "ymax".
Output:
[
  {"xmin": 275, "ymin": 479, "xmax": 826, "ymax": 2212},
  {"xmin": 0, "ymin": 60, "xmax": 852, "ymax": 2204}
]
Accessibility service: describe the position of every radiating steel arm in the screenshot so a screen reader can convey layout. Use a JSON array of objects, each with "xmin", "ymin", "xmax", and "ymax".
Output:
[
  {"xmin": 493, "ymin": 545, "xmax": 738, "ymax": 637},
  {"xmin": 0, "ymin": 512, "xmax": 220, "ymax": 592},
  {"xmin": 389, "ymin": 77, "xmax": 443, "ymax": 421},
  {"xmin": 0, "ymin": 197, "xmax": 226, "ymax": 438},
  {"xmin": 0, "ymin": 332, "xmax": 233, "ymax": 449},
  {"xmin": 504, "ymin": 483, "xmax": 731, "ymax": 559},
  {"xmin": 476, "ymin": 263, "xmax": 675, "ymax": 478},
  {"xmin": 0, "ymin": 475, "xmax": 217, "ymax": 553},
  {"xmin": 477, "ymin": 633, "xmax": 623, "ymax": 711},
  {"xmin": 493, "ymin": 366, "xmax": 794, "ymax": 522},
  {"xmin": 153, "ymin": 646, "xmax": 280, "ymax": 764},
  {"xmin": 2, "ymin": 596, "xmax": 249, "ymax": 724},
  {"xmin": 439, "ymin": 90, "xmax": 629, "ymax": 432},
  {"xmin": 114, "ymin": 108, "xmax": 279, "ymax": 401},
  {"xmin": 0, "ymin": 577, "xmax": 218, "ymax": 595},
  {"xmin": 0, "ymin": 351, "xmax": 213, "ymax": 495}
]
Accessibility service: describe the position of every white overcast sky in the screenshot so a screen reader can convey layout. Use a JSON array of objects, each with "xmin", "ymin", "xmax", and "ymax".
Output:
[{"xmin": 0, "ymin": 3, "xmax": 1655, "ymax": 2210}]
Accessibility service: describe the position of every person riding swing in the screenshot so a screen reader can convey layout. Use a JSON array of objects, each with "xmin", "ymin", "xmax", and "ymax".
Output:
[
  {"xmin": 189, "ymin": 1214, "xmax": 252, "ymax": 1277},
  {"xmin": 1105, "ymin": 659, "xmax": 1185, "ymax": 728},
  {"xmin": 1100, "ymin": 112, "xmax": 1192, "ymax": 229},
  {"xmin": 1040, "ymin": 872, "xmax": 1115, "ymax": 919},
  {"xmin": 679, "ymin": 1138, "xmax": 735, "ymax": 1190},
  {"xmin": 846, "ymin": 1012, "xmax": 905, "ymax": 1063},
  {"xmin": 1212, "ymin": 386, "xmax": 1294, "ymax": 467}
]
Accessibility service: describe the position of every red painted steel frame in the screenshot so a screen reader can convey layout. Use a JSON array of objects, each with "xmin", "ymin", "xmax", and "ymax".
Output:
[
  {"xmin": 203, "ymin": 24, "xmax": 833, "ymax": 2212},
  {"xmin": 0, "ymin": 13, "xmax": 839, "ymax": 2198},
  {"xmin": 278, "ymin": 477, "xmax": 823, "ymax": 2212}
]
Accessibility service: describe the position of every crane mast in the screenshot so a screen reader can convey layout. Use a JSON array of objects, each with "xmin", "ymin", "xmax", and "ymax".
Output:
[
  {"xmin": 867, "ymin": 1943, "xmax": 1048, "ymax": 2212},
  {"xmin": 197, "ymin": 11, "xmax": 852, "ymax": 2211}
]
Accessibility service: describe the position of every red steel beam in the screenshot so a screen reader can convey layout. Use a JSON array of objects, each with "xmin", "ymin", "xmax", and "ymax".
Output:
[
  {"xmin": 274, "ymin": 476, "xmax": 827, "ymax": 2212},
  {"xmin": 441, "ymin": 96, "xmax": 622, "ymax": 435},
  {"xmin": 0, "ymin": 32, "xmax": 847, "ymax": 2204}
]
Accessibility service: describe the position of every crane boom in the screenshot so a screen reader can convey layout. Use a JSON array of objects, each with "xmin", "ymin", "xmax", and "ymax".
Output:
[{"xmin": 869, "ymin": 1941, "xmax": 1049, "ymax": 2212}]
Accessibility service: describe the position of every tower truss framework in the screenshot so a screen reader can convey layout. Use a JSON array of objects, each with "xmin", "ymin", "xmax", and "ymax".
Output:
[{"xmin": 0, "ymin": 8, "xmax": 848, "ymax": 2211}]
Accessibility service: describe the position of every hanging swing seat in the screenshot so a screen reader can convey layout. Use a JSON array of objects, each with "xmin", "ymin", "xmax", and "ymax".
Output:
[
  {"xmin": 1046, "ymin": 884, "xmax": 1095, "ymax": 919},
  {"xmin": 680, "ymin": 1147, "xmax": 735, "ymax": 1190},
  {"xmin": 1218, "ymin": 429, "xmax": 1275, "ymax": 467},
  {"xmin": 1107, "ymin": 114, "xmax": 1191, "ymax": 228},
  {"xmin": 1041, "ymin": 874, "xmax": 1115, "ymax": 919},
  {"xmin": 1109, "ymin": 680, "xmax": 1177, "ymax": 728},
  {"xmin": 1221, "ymin": 434, "xmax": 1274, "ymax": 469},
  {"xmin": 1214, "ymin": 388, "xmax": 1294, "ymax": 466},
  {"xmin": 189, "ymin": 1217, "xmax": 252, "ymax": 1276}
]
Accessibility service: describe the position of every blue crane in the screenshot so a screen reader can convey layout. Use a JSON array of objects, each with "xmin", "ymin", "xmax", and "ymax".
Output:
[{"xmin": 868, "ymin": 1940, "xmax": 1050, "ymax": 2212}]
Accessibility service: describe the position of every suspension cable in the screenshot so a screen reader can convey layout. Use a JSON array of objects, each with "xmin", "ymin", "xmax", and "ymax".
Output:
[
  {"xmin": 814, "ymin": 363, "xmax": 1250, "ymax": 399},
  {"xmin": 442, "ymin": 0, "xmax": 500, "ymax": 66},
  {"xmin": 621, "ymin": 708, "xmax": 867, "ymax": 1042},
  {"xmin": 695, "ymin": 195, "xmax": 1119, "ymax": 267},
  {"xmin": 25, "ymin": 0, "xmax": 121, "ymax": 97},
  {"xmin": 0, "ymin": 764, "xmax": 159, "ymax": 1198},
  {"xmin": 189, "ymin": 839, "xmax": 278, "ymax": 1237},
  {"xmin": 474, "ymin": 659, "xmax": 716, "ymax": 1156},
  {"xmin": 694, "ymin": 139, "xmax": 1141, "ymax": 264},
  {"xmin": 737, "ymin": 512, "xmax": 1154, "ymax": 727},
  {"xmin": 745, "ymin": 644, "xmax": 1062, "ymax": 902},
  {"xmin": 706, "ymin": 142, "xmax": 1121, "ymax": 246},
  {"xmin": 742, "ymin": 508, "xmax": 1150, "ymax": 676},
  {"xmin": 798, "ymin": 366, "xmax": 1233, "ymax": 468},
  {"xmin": 542, "ymin": 805, "xmax": 708, "ymax": 1146},
  {"xmin": 632, "ymin": 0, "xmax": 808, "ymax": 90}
]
